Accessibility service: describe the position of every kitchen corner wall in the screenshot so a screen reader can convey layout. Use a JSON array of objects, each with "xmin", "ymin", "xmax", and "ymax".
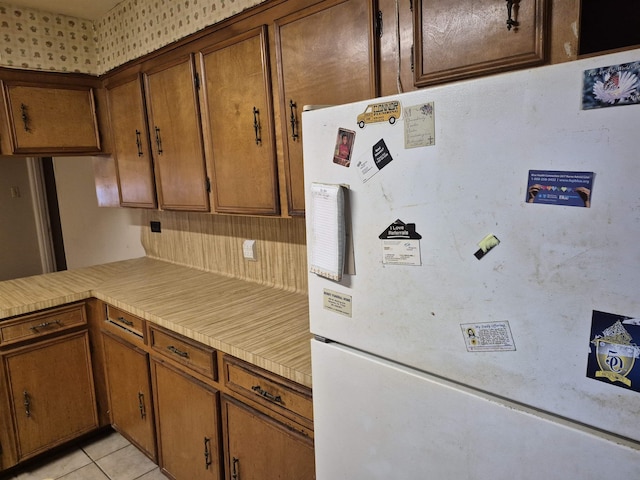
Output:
[
  {"xmin": 0, "ymin": 0, "xmax": 263, "ymax": 74},
  {"xmin": 141, "ymin": 210, "xmax": 308, "ymax": 294}
]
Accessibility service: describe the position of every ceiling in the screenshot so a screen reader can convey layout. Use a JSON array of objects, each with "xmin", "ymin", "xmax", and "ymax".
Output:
[{"xmin": 7, "ymin": 0, "xmax": 123, "ymax": 20}]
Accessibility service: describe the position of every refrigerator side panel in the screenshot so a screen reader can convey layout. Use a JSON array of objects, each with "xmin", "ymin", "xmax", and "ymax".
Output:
[{"xmin": 312, "ymin": 340, "xmax": 640, "ymax": 480}]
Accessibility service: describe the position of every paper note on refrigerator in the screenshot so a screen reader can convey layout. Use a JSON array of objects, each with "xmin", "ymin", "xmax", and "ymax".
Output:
[{"xmin": 309, "ymin": 183, "xmax": 346, "ymax": 281}]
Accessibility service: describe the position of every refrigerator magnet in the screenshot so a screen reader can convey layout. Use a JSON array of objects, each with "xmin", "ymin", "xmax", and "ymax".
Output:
[
  {"xmin": 333, "ymin": 128, "xmax": 356, "ymax": 167},
  {"xmin": 474, "ymin": 234, "xmax": 500, "ymax": 260},
  {"xmin": 379, "ymin": 219, "xmax": 422, "ymax": 266},
  {"xmin": 460, "ymin": 321, "xmax": 516, "ymax": 352},
  {"xmin": 526, "ymin": 170, "xmax": 594, "ymax": 207},
  {"xmin": 355, "ymin": 139, "xmax": 394, "ymax": 183},
  {"xmin": 582, "ymin": 60, "xmax": 640, "ymax": 110},
  {"xmin": 587, "ymin": 310, "xmax": 640, "ymax": 392},
  {"xmin": 356, "ymin": 100, "xmax": 401, "ymax": 128},
  {"xmin": 404, "ymin": 102, "xmax": 435, "ymax": 149}
]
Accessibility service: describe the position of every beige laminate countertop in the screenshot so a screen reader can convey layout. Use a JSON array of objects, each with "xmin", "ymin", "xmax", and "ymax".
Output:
[{"xmin": 0, "ymin": 257, "xmax": 312, "ymax": 388}]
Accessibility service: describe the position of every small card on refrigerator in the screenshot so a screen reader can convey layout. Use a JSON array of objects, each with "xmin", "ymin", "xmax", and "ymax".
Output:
[
  {"xmin": 356, "ymin": 138, "xmax": 394, "ymax": 183},
  {"xmin": 404, "ymin": 102, "xmax": 435, "ymax": 149},
  {"xmin": 379, "ymin": 219, "xmax": 422, "ymax": 266}
]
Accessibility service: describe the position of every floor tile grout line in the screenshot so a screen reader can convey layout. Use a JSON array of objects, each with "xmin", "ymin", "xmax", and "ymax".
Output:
[
  {"xmin": 91, "ymin": 459, "xmax": 112, "ymax": 480},
  {"xmin": 81, "ymin": 442, "xmax": 132, "ymax": 463},
  {"xmin": 9, "ymin": 432, "xmax": 164, "ymax": 480},
  {"xmin": 51, "ymin": 451, "xmax": 93, "ymax": 480}
]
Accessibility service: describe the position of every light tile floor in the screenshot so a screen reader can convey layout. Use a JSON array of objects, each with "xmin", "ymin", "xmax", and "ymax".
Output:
[{"xmin": 5, "ymin": 430, "xmax": 167, "ymax": 480}]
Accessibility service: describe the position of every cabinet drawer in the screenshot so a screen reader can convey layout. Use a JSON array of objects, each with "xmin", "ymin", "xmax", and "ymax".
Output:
[
  {"xmin": 106, "ymin": 305, "xmax": 146, "ymax": 339},
  {"xmin": 223, "ymin": 356, "xmax": 313, "ymax": 427},
  {"xmin": 149, "ymin": 325, "xmax": 217, "ymax": 380},
  {"xmin": 0, "ymin": 303, "xmax": 86, "ymax": 346}
]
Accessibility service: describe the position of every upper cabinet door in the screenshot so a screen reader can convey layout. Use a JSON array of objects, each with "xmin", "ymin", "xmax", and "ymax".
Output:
[
  {"xmin": 274, "ymin": 0, "xmax": 377, "ymax": 216},
  {"xmin": 106, "ymin": 75, "xmax": 157, "ymax": 208},
  {"xmin": 2, "ymin": 82, "xmax": 101, "ymax": 154},
  {"xmin": 200, "ymin": 26, "xmax": 279, "ymax": 216},
  {"xmin": 144, "ymin": 55, "xmax": 210, "ymax": 212},
  {"xmin": 414, "ymin": 0, "xmax": 547, "ymax": 86}
]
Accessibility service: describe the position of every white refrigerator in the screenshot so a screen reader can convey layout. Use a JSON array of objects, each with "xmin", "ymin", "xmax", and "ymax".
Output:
[{"xmin": 303, "ymin": 48, "xmax": 640, "ymax": 479}]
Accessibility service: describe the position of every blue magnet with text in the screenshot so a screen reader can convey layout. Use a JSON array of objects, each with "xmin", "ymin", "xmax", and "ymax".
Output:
[{"xmin": 526, "ymin": 170, "xmax": 594, "ymax": 207}]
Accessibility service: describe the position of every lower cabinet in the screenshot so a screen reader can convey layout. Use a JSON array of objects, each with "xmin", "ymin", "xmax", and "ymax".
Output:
[
  {"xmin": 0, "ymin": 301, "xmax": 314, "ymax": 478},
  {"xmin": 151, "ymin": 359, "xmax": 223, "ymax": 480},
  {"xmin": 222, "ymin": 395, "xmax": 315, "ymax": 480},
  {"xmin": 102, "ymin": 331, "xmax": 156, "ymax": 461},
  {"xmin": 3, "ymin": 330, "xmax": 98, "ymax": 461}
]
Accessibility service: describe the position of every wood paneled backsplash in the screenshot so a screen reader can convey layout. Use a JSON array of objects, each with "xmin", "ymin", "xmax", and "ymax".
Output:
[{"xmin": 141, "ymin": 210, "xmax": 307, "ymax": 294}]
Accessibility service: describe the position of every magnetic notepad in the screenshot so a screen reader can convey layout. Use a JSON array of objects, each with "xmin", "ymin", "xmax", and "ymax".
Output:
[{"xmin": 309, "ymin": 183, "xmax": 346, "ymax": 281}]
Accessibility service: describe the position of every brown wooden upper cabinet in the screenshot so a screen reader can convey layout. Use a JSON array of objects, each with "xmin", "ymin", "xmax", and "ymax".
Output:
[
  {"xmin": 143, "ymin": 54, "xmax": 210, "ymax": 212},
  {"xmin": 199, "ymin": 26, "xmax": 280, "ymax": 216},
  {"xmin": 106, "ymin": 75, "xmax": 157, "ymax": 208},
  {"xmin": 274, "ymin": 0, "xmax": 378, "ymax": 216},
  {"xmin": 414, "ymin": 0, "xmax": 547, "ymax": 86},
  {"xmin": 1, "ymin": 81, "xmax": 101, "ymax": 154}
]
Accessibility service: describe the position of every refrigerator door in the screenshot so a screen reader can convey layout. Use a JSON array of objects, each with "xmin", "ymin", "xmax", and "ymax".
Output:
[
  {"xmin": 312, "ymin": 340, "xmax": 640, "ymax": 480},
  {"xmin": 303, "ymin": 47, "xmax": 640, "ymax": 441}
]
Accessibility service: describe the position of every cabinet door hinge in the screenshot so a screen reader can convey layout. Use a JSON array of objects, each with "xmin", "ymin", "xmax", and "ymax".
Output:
[
  {"xmin": 194, "ymin": 72, "xmax": 200, "ymax": 91},
  {"xmin": 206, "ymin": 177, "xmax": 211, "ymax": 193},
  {"xmin": 376, "ymin": 11, "xmax": 383, "ymax": 38}
]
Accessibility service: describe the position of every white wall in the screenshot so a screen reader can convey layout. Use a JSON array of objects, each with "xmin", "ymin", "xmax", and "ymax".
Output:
[
  {"xmin": 0, "ymin": 157, "xmax": 43, "ymax": 280},
  {"xmin": 54, "ymin": 156, "xmax": 146, "ymax": 269}
]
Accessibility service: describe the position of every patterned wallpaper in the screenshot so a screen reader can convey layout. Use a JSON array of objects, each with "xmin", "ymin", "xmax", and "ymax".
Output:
[
  {"xmin": 0, "ymin": 0, "xmax": 263, "ymax": 75},
  {"xmin": 95, "ymin": 0, "xmax": 263, "ymax": 73},
  {"xmin": 0, "ymin": 2, "xmax": 97, "ymax": 72}
]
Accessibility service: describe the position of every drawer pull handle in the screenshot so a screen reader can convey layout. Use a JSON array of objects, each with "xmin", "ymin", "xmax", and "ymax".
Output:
[
  {"xmin": 232, "ymin": 456, "xmax": 240, "ymax": 480},
  {"xmin": 167, "ymin": 345, "xmax": 189, "ymax": 358},
  {"xmin": 138, "ymin": 392, "xmax": 146, "ymax": 419},
  {"xmin": 29, "ymin": 319, "xmax": 62, "ymax": 332},
  {"xmin": 117, "ymin": 316, "xmax": 134, "ymax": 327},
  {"xmin": 204, "ymin": 436, "xmax": 212, "ymax": 470},
  {"xmin": 23, "ymin": 390, "xmax": 31, "ymax": 417},
  {"xmin": 251, "ymin": 385, "xmax": 284, "ymax": 405}
]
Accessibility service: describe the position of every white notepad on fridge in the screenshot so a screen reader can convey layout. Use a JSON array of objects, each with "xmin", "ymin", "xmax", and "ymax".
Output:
[{"xmin": 309, "ymin": 183, "xmax": 346, "ymax": 281}]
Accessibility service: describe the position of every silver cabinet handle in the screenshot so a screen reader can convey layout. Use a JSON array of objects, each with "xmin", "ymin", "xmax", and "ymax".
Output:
[
  {"xmin": 30, "ymin": 319, "xmax": 62, "ymax": 332},
  {"xmin": 167, "ymin": 345, "xmax": 189, "ymax": 358}
]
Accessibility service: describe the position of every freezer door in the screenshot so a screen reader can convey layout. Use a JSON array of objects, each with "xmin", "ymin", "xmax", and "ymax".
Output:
[{"xmin": 312, "ymin": 340, "xmax": 640, "ymax": 480}]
